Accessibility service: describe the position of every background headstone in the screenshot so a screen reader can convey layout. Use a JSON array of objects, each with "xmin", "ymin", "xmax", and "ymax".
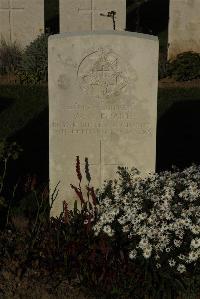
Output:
[
  {"xmin": 0, "ymin": 0, "xmax": 44, "ymax": 48},
  {"xmin": 59, "ymin": 0, "xmax": 126, "ymax": 33},
  {"xmin": 168, "ymin": 0, "xmax": 200, "ymax": 59},
  {"xmin": 49, "ymin": 31, "xmax": 159, "ymax": 216}
]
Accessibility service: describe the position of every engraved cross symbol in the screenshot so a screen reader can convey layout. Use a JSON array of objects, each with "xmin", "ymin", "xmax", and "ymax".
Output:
[
  {"xmin": 88, "ymin": 140, "xmax": 124, "ymax": 184},
  {"xmin": 95, "ymin": 58, "xmax": 119, "ymax": 85},
  {"xmin": 0, "ymin": 0, "xmax": 24, "ymax": 42},
  {"xmin": 99, "ymin": 140, "xmax": 124, "ymax": 183},
  {"xmin": 78, "ymin": 0, "xmax": 116, "ymax": 31}
]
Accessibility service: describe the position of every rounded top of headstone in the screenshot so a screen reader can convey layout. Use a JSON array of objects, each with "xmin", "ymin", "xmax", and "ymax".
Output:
[{"xmin": 48, "ymin": 31, "xmax": 158, "ymax": 42}]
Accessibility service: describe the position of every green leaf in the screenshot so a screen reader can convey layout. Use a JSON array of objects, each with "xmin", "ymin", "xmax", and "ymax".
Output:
[
  {"xmin": 12, "ymin": 153, "xmax": 19, "ymax": 160},
  {"xmin": 0, "ymin": 196, "xmax": 7, "ymax": 208}
]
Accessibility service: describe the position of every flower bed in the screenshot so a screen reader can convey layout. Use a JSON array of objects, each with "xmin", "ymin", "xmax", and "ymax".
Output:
[
  {"xmin": 88, "ymin": 164, "xmax": 200, "ymax": 298},
  {"xmin": 1, "ymin": 151, "xmax": 200, "ymax": 298},
  {"xmin": 94, "ymin": 166, "xmax": 200, "ymax": 272}
]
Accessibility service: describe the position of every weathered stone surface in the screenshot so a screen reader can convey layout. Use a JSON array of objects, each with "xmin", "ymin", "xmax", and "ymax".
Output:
[
  {"xmin": 168, "ymin": 0, "xmax": 200, "ymax": 59},
  {"xmin": 59, "ymin": 0, "xmax": 126, "ymax": 33},
  {"xmin": 48, "ymin": 31, "xmax": 159, "ymax": 216},
  {"xmin": 0, "ymin": 0, "xmax": 44, "ymax": 48}
]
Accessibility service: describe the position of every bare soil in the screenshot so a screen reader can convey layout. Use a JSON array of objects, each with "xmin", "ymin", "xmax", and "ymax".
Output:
[
  {"xmin": 0, "ymin": 74, "xmax": 18, "ymax": 85},
  {"xmin": 0, "ymin": 222, "xmax": 95, "ymax": 299},
  {"xmin": 159, "ymin": 77, "xmax": 200, "ymax": 88},
  {"xmin": 0, "ymin": 266, "xmax": 94, "ymax": 299}
]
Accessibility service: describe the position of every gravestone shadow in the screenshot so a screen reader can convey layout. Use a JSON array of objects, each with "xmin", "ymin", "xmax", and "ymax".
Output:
[
  {"xmin": 126, "ymin": 0, "xmax": 169, "ymax": 34},
  {"xmin": 8, "ymin": 107, "xmax": 49, "ymax": 181},
  {"xmin": 156, "ymin": 100, "xmax": 200, "ymax": 172},
  {"xmin": 45, "ymin": 0, "xmax": 59, "ymax": 33},
  {"xmin": 3, "ymin": 108, "xmax": 49, "ymax": 208}
]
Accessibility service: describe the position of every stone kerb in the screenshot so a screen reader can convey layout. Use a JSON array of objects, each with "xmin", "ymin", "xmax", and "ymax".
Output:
[
  {"xmin": 48, "ymin": 31, "xmax": 159, "ymax": 216},
  {"xmin": 0, "ymin": 0, "xmax": 44, "ymax": 48}
]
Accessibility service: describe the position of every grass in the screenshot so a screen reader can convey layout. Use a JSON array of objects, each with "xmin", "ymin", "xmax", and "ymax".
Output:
[
  {"xmin": 1, "ymin": 84, "xmax": 200, "ymax": 137},
  {"xmin": 0, "ymin": 83, "xmax": 200, "ymax": 178},
  {"xmin": 157, "ymin": 87, "xmax": 200, "ymax": 171},
  {"xmin": 157, "ymin": 87, "xmax": 200, "ymax": 119}
]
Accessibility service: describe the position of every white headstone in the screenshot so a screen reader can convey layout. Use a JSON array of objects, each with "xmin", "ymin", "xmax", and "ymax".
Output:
[
  {"xmin": 49, "ymin": 31, "xmax": 159, "ymax": 216},
  {"xmin": 59, "ymin": 0, "xmax": 126, "ymax": 33},
  {"xmin": 0, "ymin": 0, "xmax": 44, "ymax": 48},
  {"xmin": 168, "ymin": 0, "xmax": 200, "ymax": 59}
]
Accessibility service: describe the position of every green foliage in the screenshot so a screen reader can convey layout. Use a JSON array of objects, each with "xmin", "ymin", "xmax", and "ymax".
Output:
[
  {"xmin": 16, "ymin": 33, "xmax": 49, "ymax": 84},
  {"xmin": 1, "ymin": 156, "xmax": 200, "ymax": 298},
  {"xmin": 0, "ymin": 38, "xmax": 22, "ymax": 75},
  {"xmin": 0, "ymin": 140, "xmax": 23, "ymax": 161},
  {"xmin": 0, "ymin": 140, "xmax": 23, "ymax": 227},
  {"xmin": 0, "ymin": 140, "xmax": 23, "ymax": 196},
  {"xmin": 0, "ymin": 196, "xmax": 7, "ymax": 209},
  {"xmin": 167, "ymin": 52, "xmax": 200, "ymax": 81}
]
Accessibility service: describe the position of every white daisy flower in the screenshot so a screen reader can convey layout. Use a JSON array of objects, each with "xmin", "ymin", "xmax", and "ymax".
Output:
[
  {"xmin": 189, "ymin": 251, "xmax": 199, "ymax": 262},
  {"xmin": 191, "ymin": 238, "xmax": 200, "ymax": 249},
  {"xmin": 122, "ymin": 225, "xmax": 130, "ymax": 233},
  {"xmin": 129, "ymin": 249, "xmax": 137, "ymax": 260},
  {"xmin": 177, "ymin": 264, "xmax": 186, "ymax": 273},
  {"xmin": 168, "ymin": 259, "xmax": 176, "ymax": 267},
  {"xmin": 156, "ymin": 263, "xmax": 161, "ymax": 269},
  {"xmin": 143, "ymin": 249, "xmax": 152, "ymax": 259},
  {"xmin": 139, "ymin": 237, "xmax": 149, "ymax": 248},
  {"xmin": 103, "ymin": 225, "xmax": 114, "ymax": 237},
  {"xmin": 174, "ymin": 239, "xmax": 181, "ymax": 247}
]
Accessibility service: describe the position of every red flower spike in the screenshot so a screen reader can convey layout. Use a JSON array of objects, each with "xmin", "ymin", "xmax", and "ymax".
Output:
[
  {"xmin": 70, "ymin": 184, "xmax": 85, "ymax": 204},
  {"xmin": 87, "ymin": 186, "xmax": 97, "ymax": 206},
  {"xmin": 85, "ymin": 157, "xmax": 91, "ymax": 183},
  {"xmin": 76, "ymin": 156, "xmax": 82, "ymax": 183}
]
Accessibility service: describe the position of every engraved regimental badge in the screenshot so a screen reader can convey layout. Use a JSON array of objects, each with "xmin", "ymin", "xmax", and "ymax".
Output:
[{"xmin": 77, "ymin": 49, "xmax": 129, "ymax": 99}]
